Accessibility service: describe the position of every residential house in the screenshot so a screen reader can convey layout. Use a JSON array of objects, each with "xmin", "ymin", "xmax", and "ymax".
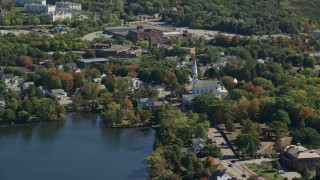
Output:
[
  {"xmin": 147, "ymin": 85, "xmax": 171, "ymax": 98},
  {"xmin": 153, "ymin": 100, "xmax": 167, "ymax": 108},
  {"xmin": 2, "ymin": 75, "xmax": 25, "ymax": 94},
  {"xmin": 1, "ymin": 73, "xmax": 15, "ymax": 81},
  {"xmin": 22, "ymin": 82, "xmax": 34, "ymax": 91},
  {"xmin": 313, "ymin": 30, "xmax": 320, "ymax": 39},
  {"xmin": 180, "ymin": 148, "xmax": 189, "ymax": 157},
  {"xmin": 280, "ymin": 144, "xmax": 320, "ymax": 171},
  {"xmin": 138, "ymin": 98, "xmax": 154, "ymax": 109},
  {"xmin": 47, "ymin": 89, "xmax": 68, "ymax": 100},
  {"xmin": 191, "ymin": 138, "xmax": 205, "ymax": 153},
  {"xmin": 129, "ymin": 78, "xmax": 143, "ymax": 91}
]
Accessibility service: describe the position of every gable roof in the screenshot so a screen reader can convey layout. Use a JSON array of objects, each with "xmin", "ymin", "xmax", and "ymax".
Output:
[
  {"xmin": 194, "ymin": 80, "xmax": 220, "ymax": 88},
  {"xmin": 51, "ymin": 89, "xmax": 66, "ymax": 94},
  {"xmin": 1, "ymin": 73, "xmax": 15, "ymax": 80}
]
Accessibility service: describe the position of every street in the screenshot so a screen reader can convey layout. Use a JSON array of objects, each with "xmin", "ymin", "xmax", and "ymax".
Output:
[{"xmin": 208, "ymin": 128, "xmax": 261, "ymax": 180}]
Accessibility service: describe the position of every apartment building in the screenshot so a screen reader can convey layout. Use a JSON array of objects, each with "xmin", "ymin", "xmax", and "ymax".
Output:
[
  {"xmin": 24, "ymin": 4, "xmax": 55, "ymax": 13},
  {"xmin": 56, "ymin": 2, "xmax": 81, "ymax": 12},
  {"xmin": 48, "ymin": 12, "xmax": 72, "ymax": 22},
  {"xmin": 26, "ymin": 0, "xmax": 46, "ymax": 5}
]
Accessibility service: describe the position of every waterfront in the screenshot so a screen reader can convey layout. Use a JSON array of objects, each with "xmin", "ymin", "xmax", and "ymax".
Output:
[{"xmin": 0, "ymin": 112, "xmax": 155, "ymax": 180}]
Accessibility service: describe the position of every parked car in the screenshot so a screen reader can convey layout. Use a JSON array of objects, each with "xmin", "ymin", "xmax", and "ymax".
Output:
[
  {"xmin": 263, "ymin": 154, "xmax": 272, "ymax": 158},
  {"xmin": 228, "ymin": 163, "xmax": 233, "ymax": 167},
  {"xmin": 231, "ymin": 160, "xmax": 236, "ymax": 163},
  {"xmin": 279, "ymin": 170, "xmax": 285, "ymax": 174}
]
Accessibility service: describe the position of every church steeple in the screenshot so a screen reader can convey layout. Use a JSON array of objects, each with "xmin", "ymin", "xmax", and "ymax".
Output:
[{"xmin": 192, "ymin": 60, "xmax": 198, "ymax": 83}]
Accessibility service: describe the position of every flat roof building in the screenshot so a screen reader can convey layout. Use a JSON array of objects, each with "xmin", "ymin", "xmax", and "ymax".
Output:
[
  {"xmin": 47, "ymin": 11, "xmax": 72, "ymax": 22},
  {"xmin": 127, "ymin": 26, "xmax": 163, "ymax": 42},
  {"xmin": 56, "ymin": 1, "xmax": 81, "ymax": 12},
  {"xmin": 77, "ymin": 58, "xmax": 108, "ymax": 68},
  {"xmin": 24, "ymin": 4, "xmax": 55, "ymax": 13}
]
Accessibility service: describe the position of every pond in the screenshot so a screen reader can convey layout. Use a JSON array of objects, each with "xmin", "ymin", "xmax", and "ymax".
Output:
[{"xmin": 0, "ymin": 112, "xmax": 155, "ymax": 180}]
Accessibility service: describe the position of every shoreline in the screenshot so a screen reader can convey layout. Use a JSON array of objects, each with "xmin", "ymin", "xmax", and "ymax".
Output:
[{"xmin": 0, "ymin": 110, "xmax": 156, "ymax": 129}]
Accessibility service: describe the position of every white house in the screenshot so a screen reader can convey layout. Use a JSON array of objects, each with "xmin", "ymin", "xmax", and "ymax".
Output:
[
  {"xmin": 48, "ymin": 12, "xmax": 72, "ymax": 22},
  {"xmin": 26, "ymin": 0, "xmax": 46, "ymax": 5},
  {"xmin": 216, "ymin": 171, "xmax": 232, "ymax": 180},
  {"xmin": 130, "ymin": 78, "xmax": 143, "ymax": 91}
]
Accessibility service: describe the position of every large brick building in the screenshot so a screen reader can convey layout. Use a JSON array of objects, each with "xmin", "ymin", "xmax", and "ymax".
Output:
[
  {"xmin": 280, "ymin": 144, "xmax": 320, "ymax": 171},
  {"xmin": 127, "ymin": 26, "xmax": 163, "ymax": 42}
]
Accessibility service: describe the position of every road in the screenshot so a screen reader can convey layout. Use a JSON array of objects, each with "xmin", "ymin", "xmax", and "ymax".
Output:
[{"xmin": 208, "ymin": 128, "xmax": 261, "ymax": 179}]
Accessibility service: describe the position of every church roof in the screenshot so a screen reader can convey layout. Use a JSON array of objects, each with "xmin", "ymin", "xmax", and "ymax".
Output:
[
  {"xmin": 194, "ymin": 80, "xmax": 220, "ymax": 88},
  {"xmin": 193, "ymin": 60, "xmax": 198, "ymax": 75}
]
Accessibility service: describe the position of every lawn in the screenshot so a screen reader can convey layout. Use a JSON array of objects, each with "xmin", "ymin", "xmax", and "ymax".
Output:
[
  {"xmin": 245, "ymin": 162, "xmax": 283, "ymax": 180},
  {"xmin": 14, "ymin": 7, "xmax": 24, "ymax": 13}
]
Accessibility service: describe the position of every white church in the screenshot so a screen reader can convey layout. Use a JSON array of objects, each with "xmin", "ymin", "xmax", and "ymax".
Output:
[{"xmin": 182, "ymin": 60, "xmax": 228, "ymax": 110}]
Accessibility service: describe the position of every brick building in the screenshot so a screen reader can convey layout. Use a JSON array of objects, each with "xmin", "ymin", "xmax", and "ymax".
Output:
[
  {"xmin": 280, "ymin": 144, "xmax": 320, "ymax": 171},
  {"xmin": 127, "ymin": 26, "xmax": 163, "ymax": 42}
]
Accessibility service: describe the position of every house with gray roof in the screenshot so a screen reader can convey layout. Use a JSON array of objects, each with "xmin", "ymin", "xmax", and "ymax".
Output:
[
  {"xmin": 192, "ymin": 138, "xmax": 205, "ymax": 153},
  {"xmin": 47, "ymin": 89, "xmax": 68, "ymax": 100},
  {"xmin": 137, "ymin": 98, "xmax": 154, "ymax": 109},
  {"xmin": 22, "ymin": 82, "xmax": 35, "ymax": 91}
]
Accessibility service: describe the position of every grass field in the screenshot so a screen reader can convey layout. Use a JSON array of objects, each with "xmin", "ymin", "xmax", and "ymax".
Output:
[
  {"xmin": 14, "ymin": 7, "xmax": 24, "ymax": 13},
  {"xmin": 245, "ymin": 163, "xmax": 283, "ymax": 180}
]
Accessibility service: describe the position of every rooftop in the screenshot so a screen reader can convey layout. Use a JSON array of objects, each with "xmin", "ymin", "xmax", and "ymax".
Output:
[
  {"xmin": 194, "ymin": 80, "xmax": 220, "ymax": 88},
  {"xmin": 285, "ymin": 145, "xmax": 320, "ymax": 159},
  {"xmin": 77, "ymin": 58, "xmax": 108, "ymax": 63}
]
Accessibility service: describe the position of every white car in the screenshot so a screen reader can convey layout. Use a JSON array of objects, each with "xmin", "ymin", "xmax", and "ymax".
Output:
[{"xmin": 278, "ymin": 170, "xmax": 285, "ymax": 174}]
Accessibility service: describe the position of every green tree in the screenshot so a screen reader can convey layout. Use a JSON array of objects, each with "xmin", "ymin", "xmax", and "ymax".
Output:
[
  {"xmin": 269, "ymin": 121, "xmax": 288, "ymax": 137},
  {"xmin": 292, "ymin": 128, "xmax": 320, "ymax": 148},
  {"xmin": 101, "ymin": 102, "xmax": 122, "ymax": 124},
  {"xmin": 235, "ymin": 133, "xmax": 260, "ymax": 159},
  {"xmin": 83, "ymin": 50, "xmax": 96, "ymax": 59},
  {"xmin": 198, "ymin": 144, "xmax": 222, "ymax": 159},
  {"xmin": 17, "ymin": 111, "xmax": 29, "ymax": 123},
  {"xmin": 272, "ymin": 160, "xmax": 281, "ymax": 170},
  {"xmin": 273, "ymin": 109, "xmax": 291, "ymax": 125},
  {"xmin": 225, "ymin": 118, "xmax": 236, "ymax": 133},
  {"xmin": 301, "ymin": 166, "xmax": 310, "ymax": 180}
]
